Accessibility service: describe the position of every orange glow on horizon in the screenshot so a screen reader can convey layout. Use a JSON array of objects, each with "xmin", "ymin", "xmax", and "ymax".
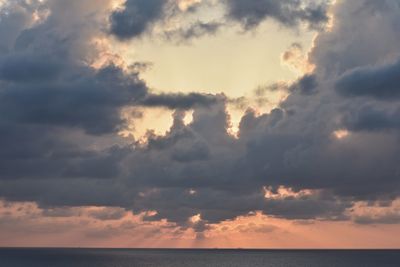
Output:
[{"xmin": 1, "ymin": 200, "xmax": 400, "ymax": 248}]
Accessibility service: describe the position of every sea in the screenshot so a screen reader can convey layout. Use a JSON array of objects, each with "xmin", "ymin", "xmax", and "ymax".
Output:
[{"xmin": 0, "ymin": 248, "xmax": 399, "ymax": 267}]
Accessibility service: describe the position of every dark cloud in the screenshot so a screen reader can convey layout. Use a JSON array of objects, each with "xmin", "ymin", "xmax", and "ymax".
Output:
[
  {"xmin": 335, "ymin": 58, "xmax": 400, "ymax": 99},
  {"xmin": 109, "ymin": 0, "xmax": 167, "ymax": 40},
  {"xmin": 289, "ymin": 74, "xmax": 318, "ymax": 95},
  {"xmin": 171, "ymin": 141, "xmax": 210, "ymax": 163},
  {"xmin": 263, "ymin": 196, "xmax": 348, "ymax": 220},
  {"xmin": 0, "ymin": 65, "xmax": 147, "ymax": 135},
  {"xmin": 140, "ymin": 93, "xmax": 221, "ymax": 109},
  {"xmin": 353, "ymin": 210, "xmax": 400, "ymax": 225},
  {"xmin": 342, "ymin": 105, "xmax": 400, "ymax": 132},
  {"xmin": 0, "ymin": 2, "xmax": 149, "ymax": 135},
  {"xmin": 249, "ymin": 74, "xmax": 318, "ymax": 99},
  {"xmin": 225, "ymin": 0, "xmax": 328, "ymax": 30},
  {"xmin": 0, "ymin": 53, "xmax": 62, "ymax": 82},
  {"xmin": 0, "ymin": 0, "xmax": 213, "ymax": 187}
]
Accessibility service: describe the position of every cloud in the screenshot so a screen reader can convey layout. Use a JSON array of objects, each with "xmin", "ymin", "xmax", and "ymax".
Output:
[
  {"xmin": 310, "ymin": 0, "xmax": 400, "ymax": 75},
  {"xmin": 0, "ymin": 53, "xmax": 63, "ymax": 82},
  {"xmin": 164, "ymin": 21, "xmax": 222, "ymax": 42},
  {"xmin": 1, "ymin": 0, "xmax": 400, "ymax": 235},
  {"xmin": 225, "ymin": 0, "xmax": 329, "ymax": 31},
  {"xmin": 354, "ymin": 213, "xmax": 400, "ymax": 225},
  {"xmin": 341, "ymin": 105, "xmax": 400, "ymax": 132},
  {"xmin": 140, "ymin": 92, "xmax": 221, "ymax": 109},
  {"xmin": 282, "ymin": 42, "xmax": 315, "ymax": 73},
  {"xmin": 109, "ymin": 0, "xmax": 220, "ymax": 42},
  {"xmin": 0, "ymin": 0, "xmax": 151, "ymax": 136},
  {"xmin": 335, "ymin": 58, "xmax": 400, "ymax": 99},
  {"xmin": 108, "ymin": 0, "xmax": 328, "ymax": 42},
  {"xmin": 88, "ymin": 207, "xmax": 127, "ymax": 220},
  {"xmin": 109, "ymin": 0, "xmax": 167, "ymax": 40},
  {"xmin": 0, "ymin": 64, "xmax": 147, "ymax": 135},
  {"xmin": 0, "ymin": 0, "xmax": 213, "ymax": 184},
  {"xmin": 0, "ymin": 0, "xmax": 42, "ymax": 54},
  {"xmin": 289, "ymin": 74, "xmax": 318, "ymax": 95},
  {"xmin": 350, "ymin": 199, "xmax": 400, "ymax": 225}
]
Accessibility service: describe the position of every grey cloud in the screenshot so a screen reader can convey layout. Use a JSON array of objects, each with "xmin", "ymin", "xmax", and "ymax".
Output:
[
  {"xmin": 225, "ymin": 0, "xmax": 328, "ymax": 30},
  {"xmin": 342, "ymin": 105, "xmax": 400, "ymax": 132},
  {"xmin": 109, "ymin": 0, "xmax": 328, "ymax": 42},
  {"xmin": 249, "ymin": 74, "xmax": 318, "ymax": 99},
  {"xmin": 310, "ymin": 0, "xmax": 400, "ymax": 76},
  {"xmin": 1, "ymin": 92, "xmax": 399, "ymax": 230},
  {"xmin": 179, "ymin": 21, "xmax": 221, "ymax": 39},
  {"xmin": 109, "ymin": 0, "xmax": 327, "ymax": 42},
  {"xmin": 354, "ymin": 212, "xmax": 400, "ymax": 225},
  {"xmin": 0, "ymin": 2, "xmax": 148, "ymax": 135},
  {"xmin": 289, "ymin": 74, "xmax": 318, "ymax": 95},
  {"xmin": 171, "ymin": 141, "xmax": 210, "ymax": 163},
  {"xmin": 0, "ymin": 0, "xmax": 42, "ymax": 55},
  {"xmin": 109, "ymin": 0, "xmax": 167, "ymax": 40},
  {"xmin": 42, "ymin": 207, "xmax": 79, "ymax": 218},
  {"xmin": 140, "ymin": 93, "xmax": 221, "ymax": 109},
  {"xmin": 0, "ymin": 64, "xmax": 147, "ymax": 135},
  {"xmin": 0, "ymin": 1, "xmax": 213, "ymax": 135},
  {"xmin": 164, "ymin": 21, "xmax": 222, "ymax": 42},
  {"xmin": 335, "ymin": 58, "xmax": 400, "ymax": 99},
  {"xmin": 0, "ymin": 53, "xmax": 63, "ymax": 82},
  {"xmin": 109, "ymin": 0, "xmax": 222, "ymax": 42},
  {"xmin": 88, "ymin": 207, "xmax": 127, "ymax": 220},
  {"xmin": 0, "ymin": 0, "xmax": 212, "ymax": 190},
  {"xmin": 263, "ymin": 194, "xmax": 349, "ymax": 221},
  {"xmin": 0, "ymin": 178, "xmax": 132, "ymax": 208}
]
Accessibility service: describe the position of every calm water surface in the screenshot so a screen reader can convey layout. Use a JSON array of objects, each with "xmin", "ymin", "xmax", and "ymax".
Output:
[{"xmin": 0, "ymin": 249, "xmax": 399, "ymax": 267}]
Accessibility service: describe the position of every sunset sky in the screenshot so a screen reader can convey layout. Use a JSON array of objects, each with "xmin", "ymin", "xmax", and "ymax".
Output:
[{"xmin": 1, "ymin": 0, "xmax": 400, "ymax": 248}]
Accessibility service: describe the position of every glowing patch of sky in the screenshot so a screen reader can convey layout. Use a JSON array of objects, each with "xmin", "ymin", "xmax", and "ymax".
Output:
[
  {"xmin": 118, "ymin": 20, "xmax": 315, "ymax": 139},
  {"xmin": 131, "ymin": 22, "xmax": 315, "ymax": 97}
]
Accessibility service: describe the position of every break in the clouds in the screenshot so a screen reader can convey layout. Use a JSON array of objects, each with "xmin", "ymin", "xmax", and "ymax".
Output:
[{"xmin": 1, "ymin": 0, "xmax": 400, "ymax": 242}]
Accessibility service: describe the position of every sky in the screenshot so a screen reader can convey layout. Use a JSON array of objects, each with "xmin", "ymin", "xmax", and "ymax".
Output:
[{"xmin": 1, "ymin": 0, "xmax": 400, "ymax": 248}]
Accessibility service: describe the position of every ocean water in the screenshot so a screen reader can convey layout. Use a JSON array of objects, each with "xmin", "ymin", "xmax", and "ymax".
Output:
[{"xmin": 0, "ymin": 249, "xmax": 399, "ymax": 267}]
